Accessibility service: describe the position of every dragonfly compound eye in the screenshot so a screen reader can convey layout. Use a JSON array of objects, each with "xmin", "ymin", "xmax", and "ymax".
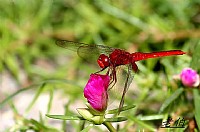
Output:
[{"xmin": 97, "ymin": 54, "xmax": 110, "ymax": 69}]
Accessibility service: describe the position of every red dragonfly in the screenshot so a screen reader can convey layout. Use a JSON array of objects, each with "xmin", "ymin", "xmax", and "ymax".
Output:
[{"xmin": 56, "ymin": 40, "xmax": 186, "ymax": 113}]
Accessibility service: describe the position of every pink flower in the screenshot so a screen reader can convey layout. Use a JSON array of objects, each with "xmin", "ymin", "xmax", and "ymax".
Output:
[
  {"xmin": 84, "ymin": 74, "xmax": 110, "ymax": 112},
  {"xmin": 180, "ymin": 68, "xmax": 200, "ymax": 87}
]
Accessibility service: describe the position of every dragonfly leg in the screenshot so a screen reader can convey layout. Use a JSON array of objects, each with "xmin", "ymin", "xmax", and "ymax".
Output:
[
  {"xmin": 132, "ymin": 61, "xmax": 138, "ymax": 72},
  {"xmin": 95, "ymin": 66, "xmax": 116, "ymax": 89},
  {"xmin": 94, "ymin": 67, "xmax": 107, "ymax": 74},
  {"xmin": 108, "ymin": 67, "xmax": 117, "ymax": 90}
]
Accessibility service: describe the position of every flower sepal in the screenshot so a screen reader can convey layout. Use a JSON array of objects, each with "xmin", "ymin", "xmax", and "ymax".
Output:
[
  {"xmin": 86, "ymin": 103, "xmax": 105, "ymax": 116},
  {"xmin": 77, "ymin": 105, "xmax": 105, "ymax": 125},
  {"xmin": 76, "ymin": 108, "xmax": 94, "ymax": 122},
  {"xmin": 91, "ymin": 115, "xmax": 104, "ymax": 125}
]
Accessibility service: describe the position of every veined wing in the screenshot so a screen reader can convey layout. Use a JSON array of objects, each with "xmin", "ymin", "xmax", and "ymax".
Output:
[
  {"xmin": 56, "ymin": 40, "xmax": 114, "ymax": 61},
  {"xmin": 118, "ymin": 64, "xmax": 134, "ymax": 114}
]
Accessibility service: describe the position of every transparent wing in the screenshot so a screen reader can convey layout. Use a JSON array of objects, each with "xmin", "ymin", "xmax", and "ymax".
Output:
[
  {"xmin": 118, "ymin": 64, "xmax": 134, "ymax": 114},
  {"xmin": 55, "ymin": 40, "xmax": 114, "ymax": 61}
]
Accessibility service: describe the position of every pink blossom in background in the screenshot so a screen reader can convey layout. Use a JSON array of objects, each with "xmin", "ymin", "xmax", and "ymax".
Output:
[
  {"xmin": 180, "ymin": 68, "xmax": 200, "ymax": 87},
  {"xmin": 84, "ymin": 74, "xmax": 110, "ymax": 112}
]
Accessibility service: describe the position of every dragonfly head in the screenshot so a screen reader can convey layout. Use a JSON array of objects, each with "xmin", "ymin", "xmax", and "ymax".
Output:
[{"xmin": 97, "ymin": 54, "xmax": 110, "ymax": 69}]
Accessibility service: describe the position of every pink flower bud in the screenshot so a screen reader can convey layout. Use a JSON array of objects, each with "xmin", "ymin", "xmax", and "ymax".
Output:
[
  {"xmin": 84, "ymin": 74, "xmax": 110, "ymax": 112},
  {"xmin": 180, "ymin": 68, "xmax": 200, "ymax": 87}
]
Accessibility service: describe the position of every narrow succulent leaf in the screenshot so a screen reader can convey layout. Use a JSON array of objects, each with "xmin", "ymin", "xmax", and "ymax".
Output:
[
  {"xmin": 138, "ymin": 114, "xmax": 164, "ymax": 121},
  {"xmin": 193, "ymin": 89, "xmax": 200, "ymax": 129},
  {"xmin": 159, "ymin": 88, "xmax": 184, "ymax": 113},
  {"xmin": 30, "ymin": 119, "xmax": 60, "ymax": 132},
  {"xmin": 190, "ymin": 42, "xmax": 200, "ymax": 129},
  {"xmin": 25, "ymin": 83, "xmax": 46, "ymax": 113},
  {"xmin": 128, "ymin": 115, "xmax": 156, "ymax": 131},
  {"xmin": 47, "ymin": 87, "xmax": 54, "ymax": 114},
  {"xmin": 105, "ymin": 117, "xmax": 127, "ymax": 122},
  {"xmin": 0, "ymin": 84, "xmax": 38, "ymax": 109},
  {"xmin": 46, "ymin": 114, "xmax": 83, "ymax": 120},
  {"xmin": 30, "ymin": 119, "xmax": 48, "ymax": 130},
  {"xmin": 190, "ymin": 42, "xmax": 200, "ymax": 71},
  {"xmin": 107, "ymin": 104, "xmax": 136, "ymax": 114}
]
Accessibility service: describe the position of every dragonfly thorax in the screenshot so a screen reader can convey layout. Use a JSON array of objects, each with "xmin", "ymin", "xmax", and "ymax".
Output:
[
  {"xmin": 109, "ymin": 49, "xmax": 132, "ymax": 67},
  {"xmin": 97, "ymin": 54, "xmax": 110, "ymax": 69}
]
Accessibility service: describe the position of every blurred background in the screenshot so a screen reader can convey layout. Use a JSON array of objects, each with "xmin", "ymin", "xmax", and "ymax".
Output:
[{"xmin": 1, "ymin": 0, "xmax": 200, "ymax": 131}]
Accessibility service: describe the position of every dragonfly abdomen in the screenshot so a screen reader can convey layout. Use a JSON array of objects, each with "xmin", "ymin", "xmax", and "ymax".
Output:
[{"xmin": 132, "ymin": 50, "xmax": 186, "ymax": 61}]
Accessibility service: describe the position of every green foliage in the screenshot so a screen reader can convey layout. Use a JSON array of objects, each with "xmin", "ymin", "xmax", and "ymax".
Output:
[
  {"xmin": 1, "ymin": 0, "xmax": 200, "ymax": 131},
  {"xmin": 159, "ymin": 88, "xmax": 184, "ymax": 113},
  {"xmin": 190, "ymin": 42, "xmax": 200, "ymax": 130}
]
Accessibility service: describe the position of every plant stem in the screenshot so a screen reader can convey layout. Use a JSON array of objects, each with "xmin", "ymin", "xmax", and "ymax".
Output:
[{"xmin": 103, "ymin": 122, "xmax": 117, "ymax": 132}]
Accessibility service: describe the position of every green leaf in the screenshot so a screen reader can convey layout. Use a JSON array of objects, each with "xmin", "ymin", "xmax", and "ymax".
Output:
[
  {"xmin": 47, "ymin": 87, "xmax": 54, "ymax": 114},
  {"xmin": 190, "ymin": 41, "xmax": 200, "ymax": 71},
  {"xmin": 105, "ymin": 117, "xmax": 127, "ymax": 122},
  {"xmin": 5, "ymin": 54, "xmax": 20, "ymax": 79},
  {"xmin": 193, "ymin": 89, "xmax": 200, "ymax": 129},
  {"xmin": 46, "ymin": 114, "xmax": 83, "ymax": 120},
  {"xmin": 128, "ymin": 115, "xmax": 156, "ymax": 131},
  {"xmin": 107, "ymin": 104, "xmax": 136, "ymax": 114},
  {"xmin": 159, "ymin": 88, "xmax": 184, "ymax": 113},
  {"xmin": 30, "ymin": 119, "xmax": 60, "ymax": 132},
  {"xmin": 138, "ymin": 114, "xmax": 164, "ymax": 121},
  {"xmin": 95, "ymin": 0, "xmax": 148, "ymax": 30},
  {"xmin": 190, "ymin": 41, "xmax": 200, "ymax": 129},
  {"xmin": 0, "ymin": 79, "xmax": 81, "ymax": 109},
  {"xmin": 0, "ymin": 84, "xmax": 38, "ymax": 109},
  {"xmin": 30, "ymin": 119, "xmax": 48, "ymax": 130},
  {"xmin": 25, "ymin": 83, "xmax": 46, "ymax": 113}
]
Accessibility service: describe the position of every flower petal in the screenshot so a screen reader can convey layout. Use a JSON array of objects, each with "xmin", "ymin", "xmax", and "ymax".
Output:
[
  {"xmin": 84, "ymin": 74, "xmax": 110, "ymax": 111},
  {"xmin": 180, "ymin": 68, "xmax": 200, "ymax": 87}
]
